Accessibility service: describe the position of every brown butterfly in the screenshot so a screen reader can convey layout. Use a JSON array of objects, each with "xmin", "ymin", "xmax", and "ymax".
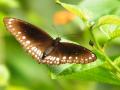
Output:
[{"xmin": 3, "ymin": 17, "xmax": 96, "ymax": 65}]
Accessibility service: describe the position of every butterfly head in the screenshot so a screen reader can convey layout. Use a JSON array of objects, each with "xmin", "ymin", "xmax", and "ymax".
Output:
[{"xmin": 53, "ymin": 37, "xmax": 61, "ymax": 46}]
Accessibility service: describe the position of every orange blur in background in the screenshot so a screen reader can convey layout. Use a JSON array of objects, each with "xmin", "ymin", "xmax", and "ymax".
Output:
[{"xmin": 53, "ymin": 10, "xmax": 76, "ymax": 25}]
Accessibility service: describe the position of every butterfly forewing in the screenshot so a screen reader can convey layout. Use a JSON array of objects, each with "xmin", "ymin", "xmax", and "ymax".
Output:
[
  {"xmin": 3, "ymin": 17, "xmax": 53, "ymax": 62},
  {"xmin": 4, "ymin": 17, "xmax": 97, "ymax": 65}
]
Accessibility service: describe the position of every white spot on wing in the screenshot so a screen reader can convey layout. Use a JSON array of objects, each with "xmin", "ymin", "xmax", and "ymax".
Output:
[
  {"xmin": 32, "ymin": 52, "xmax": 35, "ymax": 55},
  {"xmin": 69, "ymin": 56, "xmax": 72, "ymax": 59},
  {"xmin": 81, "ymin": 58, "xmax": 83, "ymax": 61},
  {"xmin": 63, "ymin": 56, "xmax": 66, "ymax": 59},
  {"xmin": 40, "ymin": 53, "xmax": 43, "ymax": 58},
  {"xmin": 18, "ymin": 32, "xmax": 21, "ymax": 34},
  {"xmin": 56, "ymin": 61, "xmax": 59, "ymax": 64},
  {"xmin": 8, "ymin": 21, "xmax": 12, "ymax": 24},
  {"xmin": 35, "ymin": 55, "xmax": 38, "ymax": 58},
  {"xmin": 92, "ymin": 54, "xmax": 95, "ymax": 57},
  {"xmin": 89, "ymin": 57, "xmax": 92, "ymax": 60},
  {"xmin": 11, "ymin": 28, "xmax": 15, "ymax": 31},
  {"xmin": 33, "ymin": 48, "xmax": 37, "ymax": 52},
  {"xmin": 50, "ymin": 61, "xmax": 52, "ymax": 64},
  {"xmin": 22, "ymin": 36, "xmax": 26, "ymax": 39},
  {"xmin": 28, "ymin": 50, "xmax": 32, "ymax": 53},
  {"xmin": 47, "ymin": 56, "xmax": 51, "ymax": 59},
  {"xmin": 8, "ymin": 25, "xmax": 12, "ymax": 28},
  {"xmin": 56, "ymin": 58, "xmax": 60, "ymax": 61},
  {"xmin": 52, "ymin": 57, "xmax": 56, "ymax": 61},
  {"xmin": 26, "ymin": 40, "xmax": 30, "ymax": 44},
  {"xmin": 20, "ymin": 39, "xmax": 23, "ymax": 42},
  {"xmin": 9, "ymin": 18, "xmax": 15, "ymax": 22},
  {"xmin": 38, "ymin": 51, "xmax": 41, "ymax": 57},
  {"xmin": 75, "ymin": 57, "xmax": 78, "ymax": 59},
  {"xmin": 31, "ymin": 47, "xmax": 36, "ymax": 51},
  {"xmin": 36, "ymin": 50, "xmax": 40, "ymax": 55},
  {"xmin": 50, "ymin": 56, "xmax": 54, "ymax": 60},
  {"xmin": 26, "ymin": 46, "xmax": 30, "ymax": 50},
  {"xmin": 85, "ymin": 58, "xmax": 88, "ymax": 61}
]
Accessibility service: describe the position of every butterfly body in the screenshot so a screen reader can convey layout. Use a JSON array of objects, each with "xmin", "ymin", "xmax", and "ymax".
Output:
[{"xmin": 3, "ymin": 17, "xmax": 96, "ymax": 65}]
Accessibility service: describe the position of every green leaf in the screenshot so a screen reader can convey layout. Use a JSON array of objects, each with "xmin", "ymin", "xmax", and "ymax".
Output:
[
  {"xmin": 0, "ymin": 0, "xmax": 19, "ymax": 8},
  {"xmin": 114, "ymin": 56, "xmax": 120, "ymax": 66},
  {"xmin": 6, "ymin": 85, "xmax": 30, "ymax": 90},
  {"xmin": 79, "ymin": 0, "xmax": 120, "ymax": 20},
  {"xmin": 96, "ymin": 15, "xmax": 120, "ymax": 27},
  {"xmin": 0, "ymin": 64, "xmax": 10, "ymax": 86},
  {"xmin": 55, "ymin": 66, "xmax": 120, "ymax": 85},
  {"xmin": 56, "ymin": 0, "xmax": 90, "ymax": 21},
  {"xmin": 50, "ymin": 58, "xmax": 103, "ymax": 76},
  {"xmin": 110, "ymin": 29, "xmax": 120, "ymax": 39}
]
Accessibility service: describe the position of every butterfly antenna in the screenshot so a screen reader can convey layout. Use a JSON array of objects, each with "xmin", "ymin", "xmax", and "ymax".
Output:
[
  {"xmin": 45, "ymin": 24, "xmax": 60, "ymax": 39},
  {"xmin": 51, "ymin": 25, "xmax": 60, "ymax": 38}
]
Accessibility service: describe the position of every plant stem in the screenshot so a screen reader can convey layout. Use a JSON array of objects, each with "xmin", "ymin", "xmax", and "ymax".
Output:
[
  {"xmin": 104, "ymin": 54, "xmax": 120, "ymax": 73},
  {"xmin": 95, "ymin": 48, "xmax": 120, "ymax": 73},
  {"xmin": 88, "ymin": 24, "xmax": 120, "ymax": 75},
  {"xmin": 89, "ymin": 28, "xmax": 101, "ymax": 50}
]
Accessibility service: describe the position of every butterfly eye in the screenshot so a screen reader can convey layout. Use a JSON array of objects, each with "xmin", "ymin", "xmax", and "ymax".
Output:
[{"xmin": 4, "ymin": 17, "xmax": 97, "ymax": 65}]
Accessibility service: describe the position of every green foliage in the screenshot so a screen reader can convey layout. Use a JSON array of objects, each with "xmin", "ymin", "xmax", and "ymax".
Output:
[
  {"xmin": 0, "ymin": 0, "xmax": 19, "ymax": 8},
  {"xmin": 114, "ymin": 56, "xmax": 120, "ymax": 67},
  {"xmin": 110, "ymin": 29, "xmax": 120, "ymax": 40},
  {"xmin": 93, "ymin": 15, "xmax": 120, "ymax": 41},
  {"xmin": 1, "ymin": 0, "xmax": 120, "ymax": 90},
  {"xmin": 0, "ymin": 65, "xmax": 9, "ymax": 86},
  {"xmin": 78, "ymin": 0, "xmax": 120, "ymax": 20}
]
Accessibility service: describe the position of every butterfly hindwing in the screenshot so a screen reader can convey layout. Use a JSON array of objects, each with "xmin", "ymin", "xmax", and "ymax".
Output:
[{"xmin": 43, "ymin": 42, "xmax": 96, "ymax": 64}]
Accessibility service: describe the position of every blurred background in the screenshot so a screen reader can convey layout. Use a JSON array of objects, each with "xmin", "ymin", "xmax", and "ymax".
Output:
[{"xmin": 0, "ymin": 0, "xmax": 120, "ymax": 90}]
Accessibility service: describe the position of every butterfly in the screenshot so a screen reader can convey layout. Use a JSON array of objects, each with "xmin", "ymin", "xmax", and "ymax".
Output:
[{"xmin": 3, "ymin": 17, "xmax": 97, "ymax": 65}]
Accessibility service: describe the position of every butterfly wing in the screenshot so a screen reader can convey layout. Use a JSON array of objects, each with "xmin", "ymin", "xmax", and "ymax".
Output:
[
  {"xmin": 42, "ymin": 42, "xmax": 96, "ymax": 64},
  {"xmin": 3, "ymin": 17, "xmax": 54, "ymax": 62}
]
